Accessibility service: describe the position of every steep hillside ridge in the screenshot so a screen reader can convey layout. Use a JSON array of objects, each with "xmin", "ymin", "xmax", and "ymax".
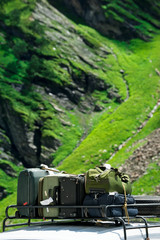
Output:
[
  {"xmin": 52, "ymin": 0, "xmax": 160, "ymax": 40},
  {"xmin": 0, "ymin": 0, "xmax": 124, "ymax": 171},
  {"xmin": 58, "ymin": 34, "xmax": 160, "ymax": 173}
]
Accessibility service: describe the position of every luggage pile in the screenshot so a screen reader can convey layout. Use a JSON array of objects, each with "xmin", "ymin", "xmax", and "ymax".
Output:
[
  {"xmin": 3, "ymin": 163, "xmax": 160, "ymax": 240},
  {"xmin": 16, "ymin": 164, "xmax": 138, "ymax": 220}
]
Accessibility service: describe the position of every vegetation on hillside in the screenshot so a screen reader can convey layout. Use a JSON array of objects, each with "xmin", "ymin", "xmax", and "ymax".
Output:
[
  {"xmin": 58, "ymin": 34, "xmax": 160, "ymax": 173},
  {"xmin": 0, "ymin": 0, "xmax": 160, "ymax": 231},
  {"xmin": 101, "ymin": 0, "xmax": 160, "ymax": 39}
]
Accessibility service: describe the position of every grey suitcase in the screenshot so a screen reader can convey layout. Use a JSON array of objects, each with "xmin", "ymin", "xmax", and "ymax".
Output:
[{"xmin": 17, "ymin": 168, "xmax": 49, "ymax": 217}]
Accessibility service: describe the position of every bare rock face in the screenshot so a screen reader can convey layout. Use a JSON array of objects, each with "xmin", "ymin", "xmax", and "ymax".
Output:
[
  {"xmin": 64, "ymin": 0, "xmax": 105, "ymax": 24},
  {"xmin": 53, "ymin": 0, "xmax": 117, "ymax": 38},
  {"xmin": 0, "ymin": 186, "xmax": 8, "ymax": 200},
  {"xmin": 0, "ymin": 98, "xmax": 61, "ymax": 167},
  {"xmin": 0, "ymin": 130, "xmax": 11, "ymax": 152},
  {"xmin": 40, "ymin": 135, "xmax": 61, "ymax": 165},
  {"xmin": 53, "ymin": 0, "xmax": 160, "ymax": 40},
  {"xmin": 107, "ymin": 88, "xmax": 122, "ymax": 103},
  {"xmin": 0, "ymin": 99, "xmax": 38, "ymax": 167},
  {"xmin": 0, "ymin": 162, "xmax": 16, "ymax": 177},
  {"xmin": 0, "ymin": 0, "xmax": 113, "ymax": 169},
  {"xmin": 0, "ymin": 129, "xmax": 14, "ymax": 162}
]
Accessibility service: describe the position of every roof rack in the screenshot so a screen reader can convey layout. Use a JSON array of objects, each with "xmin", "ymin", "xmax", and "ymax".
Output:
[{"xmin": 3, "ymin": 203, "xmax": 160, "ymax": 240}]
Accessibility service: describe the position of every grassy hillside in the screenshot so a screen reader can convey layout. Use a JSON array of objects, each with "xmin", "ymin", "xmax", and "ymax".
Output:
[
  {"xmin": 0, "ymin": 0, "xmax": 160, "ymax": 232},
  {"xmin": 58, "ymin": 34, "xmax": 160, "ymax": 173}
]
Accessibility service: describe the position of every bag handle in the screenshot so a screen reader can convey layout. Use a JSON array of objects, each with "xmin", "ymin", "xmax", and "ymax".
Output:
[
  {"xmin": 114, "ymin": 167, "xmax": 130, "ymax": 222},
  {"xmin": 40, "ymin": 164, "xmax": 66, "ymax": 173},
  {"xmin": 114, "ymin": 168, "xmax": 129, "ymax": 183},
  {"xmin": 48, "ymin": 186, "xmax": 59, "ymax": 205}
]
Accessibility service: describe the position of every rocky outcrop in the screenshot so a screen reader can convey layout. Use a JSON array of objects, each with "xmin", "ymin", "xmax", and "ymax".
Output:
[
  {"xmin": 0, "ymin": 129, "xmax": 14, "ymax": 162},
  {"xmin": 0, "ymin": 98, "xmax": 61, "ymax": 167},
  {"xmin": 0, "ymin": 162, "xmax": 16, "ymax": 177},
  {"xmin": 107, "ymin": 88, "xmax": 122, "ymax": 103},
  {"xmin": 32, "ymin": 0, "xmax": 112, "ymax": 111},
  {"xmin": 52, "ymin": 0, "xmax": 160, "ymax": 40},
  {"xmin": 0, "ymin": 186, "xmax": 8, "ymax": 201},
  {"xmin": 40, "ymin": 135, "xmax": 61, "ymax": 164},
  {"xmin": 0, "ymin": 98, "xmax": 38, "ymax": 167},
  {"xmin": 119, "ymin": 129, "xmax": 160, "ymax": 183},
  {"xmin": 0, "ymin": 0, "xmax": 117, "ymax": 169}
]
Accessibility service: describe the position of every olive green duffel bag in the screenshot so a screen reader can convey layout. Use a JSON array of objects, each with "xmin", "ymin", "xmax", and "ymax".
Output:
[{"xmin": 85, "ymin": 167, "xmax": 132, "ymax": 194}]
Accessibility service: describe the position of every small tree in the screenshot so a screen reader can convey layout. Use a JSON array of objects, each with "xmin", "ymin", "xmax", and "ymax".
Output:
[
  {"xmin": 27, "ymin": 55, "xmax": 42, "ymax": 78},
  {"xmin": 12, "ymin": 38, "xmax": 28, "ymax": 59}
]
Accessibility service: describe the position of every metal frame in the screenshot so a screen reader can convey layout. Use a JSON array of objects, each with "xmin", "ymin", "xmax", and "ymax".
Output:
[{"xmin": 3, "ymin": 203, "xmax": 160, "ymax": 240}]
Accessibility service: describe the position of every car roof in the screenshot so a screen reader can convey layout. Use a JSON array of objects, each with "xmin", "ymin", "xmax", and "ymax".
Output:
[{"xmin": 1, "ymin": 220, "xmax": 160, "ymax": 240}]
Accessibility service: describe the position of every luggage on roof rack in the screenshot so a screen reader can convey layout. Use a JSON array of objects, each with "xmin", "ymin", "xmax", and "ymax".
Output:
[
  {"xmin": 38, "ymin": 174, "xmax": 85, "ymax": 218},
  {"xmin": 58, "ymin": 175, "xmax": 85, "ymax": 218},
  {"xmin": 17, "ymin": 168, "xmax": 50, "ymax": 218},
  {"xmin": 4, "ymin": 167, "xmax": 160, "ymax": 240},
  {"xmin": 83, "ymin": 193, "xmax": 138, "ymax": 218},
  {"xmin": 17, "ymin": 166, "xmax": 63, "ymax": 218},
  {"xmin": 85, "ymin": 167, "xmax": 132, "ymax": 195},
  {"xmin": 3, "ymin": 202, "xmax": 160, "ymax": 240}
]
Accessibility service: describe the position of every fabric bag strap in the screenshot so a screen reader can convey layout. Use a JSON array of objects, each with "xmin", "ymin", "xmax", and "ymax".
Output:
[
  {"xmin": 122, "ymin": 183, "xmax": 130, "ymax": 224},
  {"xmin": 95, "ymin": 167, "xmax": 103, "ymax": 173}
]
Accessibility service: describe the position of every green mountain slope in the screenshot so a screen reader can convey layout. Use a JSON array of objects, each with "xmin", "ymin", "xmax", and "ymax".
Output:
[
  {"xmin": 0, "ymin": 0, "xmax": 160, "ymax": 231},
  {"xmin": 59, "ymin": 35, "xmax": 160, "ymax": 173}
]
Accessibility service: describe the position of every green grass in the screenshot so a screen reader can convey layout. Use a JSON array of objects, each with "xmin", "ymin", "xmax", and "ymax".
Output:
[
  {"xmin": 0, "ymin": 159, "xmax": 23, "ymax": 194},
  {"xmin": 0, "ymin": 160, "xmax": 24, "ymax": 232},
  {"xmin": 51, "ymin": 110, "xmax": 84, "ymax": 166},
  {"xmin": 58, "ymin": 34, "xmax": 160, "ymax": 174},
  {"xmin": 108, "ymin": 106, "xmax": 160, "ymax": 168},
  {"xmin": 132, "ymin": 162, "xmax": 160, "ymax": 195},
  {"xmin": 0, "ymin": 192, "xmax": 17, "ymax": 232}
]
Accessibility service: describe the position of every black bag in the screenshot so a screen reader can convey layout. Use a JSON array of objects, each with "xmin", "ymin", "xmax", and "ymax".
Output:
[
  {"xmin": 83, "ymin": 193, "xmax": 138, "ymax": 218},
  {"xmin": 59, "ymin": 175, "xmax": 85, "ymax": 218}
]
